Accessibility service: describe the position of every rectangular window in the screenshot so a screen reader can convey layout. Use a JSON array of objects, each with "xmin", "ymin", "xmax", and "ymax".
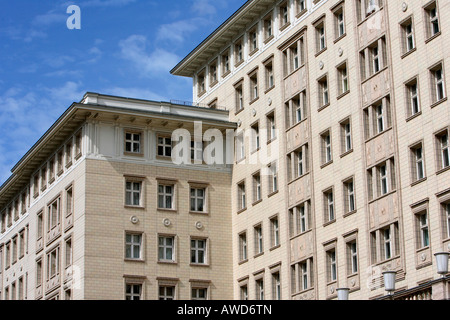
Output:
[
  {"xmin": 65, "ymin": 237, "xmax": 72, "ymax": 269},
  {"xmin": 424, "ymin": 2, "xmax": 440, "ymax": 39},
  {"xmin": 268, "ymin": 163, "xmax": 278, "ymax": 194},
  {"xmin": 125, "ymin": 284, "xmax": 142, "ymax": 300},
  {"xmin": 158, "ymin": 236, "xmax": 175, "ymax": 262},
  {"xmin": 209, "ymin": 60, "xmax": 218, "ymax": 86},
  {"xmin": 190, "ymin": 140, "xmax": 204, "ymax": 163},
  {"xmin": 234, "ymin": 38, "xmax": 244, "ymax": 66},
  {"xmin": 263, "ymin": 12, "xmax": 273, "ymax": 41},
  {"xmin": 286, "ymin": 92, "xmax": 307, "ymax": 128},
  {"xmin": 238, "ymin": 181, "xmax": 246, "ymax": 211},
  {"xmin": 264, "ymin": 59, "xmax": 274, "ymax": 90},
  {"xmin": 191, "ymin": 238, "xmax": 207, "ymax": 264},
  {"xmin": 318, "ymin": 76, "xmax": 329, "ymax": 108},
  {"xmin": 66, "ymin": 142, "xmax": 73, "ymax": 167},
  {"xmin": 267, "ymin": 111, "xmax": 276, "ymax": 141},
  {"xmin": 289, "ymin": 201, "xmax": 311, "ymax": 236},
  {"xmin": 190, "ymin": 188, "xmax": 206, "ymax": 212},
  {"xmin": 445, "ymin": 203, "xmax": 450, "ymax": 239},
  {"xmin": 125, "ymin": 233, "xmax": 142, "ymax": 260},
  {"xmin": 272, "ymin": 272, "xmax": 281, "ymax": 300},
  {"xmin": 249, "ymin": 70, "xmax": 259, "ymax": 101},
  {"xmin": 435, "ymin": 130, "xmax": 449, "ymax": 170},
  {"xmin": 296, "ymin": 0, "xmax": 307, "ymax": 15},
  {"xmin": 270, "ymin": 216, "xmax": 280, "ymax": 247},
  {"xmin": 410, "ymin": 143, "xmax": 425, "ymax": 182},
  {"xmin": 315, "ymin": 21, "xmax": 326, "ymax": 53},
  {"xmin": 47, "ymin": 197, "xmax": 61, "ymax": 231},
  {"xmin": 239, "ymin": 232, "xmax": 248, "ymax": 262},
  {"xmin": 401, "ymin": 18, "xmax": 415, "ymax": 54},
  {"xmin": 192, "ymin": 287, "xmax": 208, "ymax": 300},
  {"xmin": 125, "ymin": 181, "xmax": 142, "ymax": 207},
  {"xmin": 279, "ymin": 1, "xmax": 289, "ymax": 29},
  {"xmin": 235, "ymin": 82, "xmax": 244, "ymax": 112},
  {"xmin": 12, "ymin": 236, "xmax": 17, "ymax": 264},
  {"xmin": 324, "ymin": 188, "xmax": 335, "ymax": 223},
  {"xmin": 251, "ymin": 122, "xmax": 260, "ymax": 152},
  {"xmin": 370, "ymin": 222, "xmax": 400, "ymax": 263},
  {"xmin": 125, "ymin": 131, "xmax": 142, "ymax": 154},
  {"xmin": 326, "ymin": 249, "xmax": 337, "ymax": 283},
  {"xmin": 334, "ymin": 6, "xmax": 345, "ymax": 39},
  {"xmin": 252, "ymin": 172, "xmax": 262, "ymax": 203},
  {"xmin": 157, "ymin": 136, "xmax": 172, "ymax": 157},
  {"xmin": 222, "ymin": 49, "xmax": 230, "ymax": 75},
  {"xmin": 337, "ymin": 62, "xmax": 349, "ymax": 95},
  {"xmin": 159, "ymin": 286, "xmax": 175, "ymax": 300},
  {"xmin": 416, "ymin": 211, "xmax": 430, "ymax": 248},
  {"xmin": 291, "ymin": 258, "xmax": 313, "ymax": 292},
  {"xmin": 405, "ymin": 78, "xmax": 420, "ymax": 117},
  {"xmin": 36, "ymin": 258, "xmax": 42, "ymax": 288},
  {"xmin": 158, "ymin": 183, "xmax": 175, "ymax": 210},
  {"xmin": 321, "ymin": 131, "xmax": 332, "ymax": 164},
  {"xmin": 249, "ymin": 25, "xmax": 258, "ymax": 54},
  {"xmin": 236, "ymin": 132, "xmax": 245, "ymax": 162},
  {"xmin": 255, "ymin": 278, "xmax": 264, "ymax": 300},
  {"xmin": 430, "ymin": 63, "xmax": 446, "ymax": 103},
  {"xmin": 254, "ymin": 224, "xmax": 263, "ymax": 255},
  {"xmin": 343, "ymin": 178, "xmax": 356, "ymax": 214},
  {"xmin": 66, "ymin": 185, "xmax": 73, "ymax": 217},
  {"xmin": 240, "ymin": 285, "xmax": 248, "ymax": 300},
  {"xmin": 347, "ymin": 240, "xmax": 358, "ymax": 275},
  {"xmin": 47, "ymin": 246, "xmax": 60, "ymax": 280},
  {"xmin": 197, "ymin": 70, "xmax": 206, "ymax": 96}
]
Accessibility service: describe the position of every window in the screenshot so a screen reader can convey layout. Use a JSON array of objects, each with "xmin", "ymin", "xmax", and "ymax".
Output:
[
  {"xmin": 158, "ymin": 236, "xmax": 175, "ymax": 262},
  {"xmin": 125, "ymin": 233, "xmax": 142, "ymax": 260},
  {"xmin": 191, "ymin": 238, "xmax": 207, "ymax": 264},
  {"xmin": 5, "ymin": 242, "xmax": 10, "ymax": 269},
  {"xmin": 410, "ymin": 143, "xmax": 425, "ymax": 182},
  {"xmin": 75, "ymin": 131, "xmax": 82, "ymax": 158},
  {"xmin": 326, "ymin": 249, "xmax": 337, "ymax": 283},
  {"xmin": 252, "ymin": 172, "xmax": 262, "ymax": 203},
  {"xmin": 251, "ymin": 122, "xmax": 260, "ymax": 152},
  {"xmin": 158, "ymin": 183, "xmax": 175, "ymax": 210},
  {"xmin": 370, "ymin": 222, "xmax": 400, "ymax": 264},
  {"xmin": 209, "ymin": 60, "xmax": 218, "ymax": 86},
  {"xmin": 360, "ymin": 37, "xmax": 387, "ymax": 80},
  {"xmin": 125, "ymin": 284, "xmax": 142, "ymax": 300},
  {"xmin": 190, "ymin": 187, "xmax": 206, "ymax": 212},
  {"xmin": 272, "ymin": 272, "xmax": 281, "ymax": 300},
  {"xmin": 12, "ymin": 236, "xmax": 17, "ymax": 264},
  {"xmin": 235, "ymin": 81, "xmax": 244, "ymax": 113},
  {"xmin": 65, "ymin": 185, "xmax": 73, "ymax": 218},
  {"xmin": 125, "ymin": 131, "xmax": 142, "ymax": 154},
  {"xmin": 270, "ymin": 216, "xmax": 280, "ymax": 248},
  {"xmin": 125, "ymin": 180, "xmax": 142, "ymax": 207},
  {"xmin": 157, "ymin": 136, "xmax": 172, "ymax": 157},
  {"xmin": 289, "ymin": 201, "xmax": 311, "ymax": 237},
  {"xmin": 340, "ymin": 119, "xmax": 352, "ymax": 154},
  {"xmin": 222, "ymin": 49, "xmax": 231, "ymax": 76},
  {"xmin": 249, "ymin": 70, "xmax": 259, "ymax": 101},
  {"xmin": 65, "ymin": 236, "xmax": 72, "ymax": 270},
  {"xmin": 363, "ymin": 97, "xmax": 392, "ymax": 140},
  {"xmin": 416, "ymin": 211, "xmax": 430, "ymax": 248},
  {"xmin": 315, "ymin": 20, "xmax": 326, "ymax": 53},
  {"xmin": 41, "ymin": 168, "xmax": 47, "ymax": 191},
  {"xmin": 37, "ymin": 211, "xmax": 43, "ymax": 240},
  {"xmin": 191, "ymin": 140, "xmax": 204, "ymax": 163},
  {"xmin": 288, "ymin": 144, "xmax": 309, "ymax": 181},
  {"xmin": 19, "ymin": 229, "xmax": 25, "ymax": 258},
  {"xmin": 430, "ymin": 63, "xmax": 446, "ymax": 103},
  {"xmin": 239, "ymin": 232, "xmax": 248, "ymax": 262},
  {"xmin": 333, "ymin": 6, "xmax": 345, "ymax": 39},
  {"xmin": 279, "ymin": 1, "xmax": 289, "ymax": 29},
  {"xmin": 400, "ymin": 18, "xmax": 415, "ymax": 54},
  {"xmin": 57, "ymin": 149, "xmax": 64, "ymax": 175},
  {"xmin": 234, "ymin": 37, "xmax": 244, "ymax": 66},
  {"xmin": 346, "ymin": 240, "xmax": 359, "ymax": 275},
  {"xmin": 47, "ymin": 197, "xmax": 61, "ymax": 232},
  {"xmin": 435, "ymin": 130, "xmax": 449, "ymax": 170},
  {"xmin": 66, "ymin": 141, "xmax": 73, "ymax": 167},
  {"xmin": 249, "ymin": 25, "xmax": 258, "ymax": 54},
  {"xmin": 424, "ymin": 1, "xmax": 440, "ymax": 40},
  {"xmin": 236, "ymin": 132, "xmax": 245, "ymax": 161},
  {"xmin": 47, "ymin": 246, "xmax": 60, "ymax": 280},
  {"xmin": 356, "ymin": 0, "xmax": 383, "ymax": 22},
  {"xmin": 376, "ymin": 103, "xmax": 385, "ymax": 133},
  {"xmin": 296, "ymin": 0, "xmax": 307, "ymax": 15},
  {"xmin": 36, "ymin": 258, "xmax": 43, "ymax": 288},
  {"xmin": 197, "ymin": 70, "xmax": 206, "ymax": 96},
  {"xmin": 282, "ymin": 37, "xmax": 304, "ymax": 76},
  {"xmin": 324, "ymin": 188, "xmax": 335, "ymax": 223},
  {"xmin": 240, "ymin": 284, "xmax": 248, "ymax": 300},
  {"xmin": 343, "ymin": 178, "xmax": 356, "ymax": 214},
  {"xmin": 286, "ymin": 92, "xmax": 307, "ymax": 128},
  {"xmin": 159, "ymin": 286, "xmax": 175, "ymax": 300},
  {"xmin": 268, "ymin": 162, "xmax": 278, "ymax": 194},
  {"xmin": 368, "ymin": 158, "xmax": 396, "ymax": 200},
  {"xmin": 192, "ymin": 287, "xmax": 208, "ymax": 300},
  {"xmin": 405, "ymin": 78, "xmax": 420, "ymax": 118},
  {"xmin": 321, "ymin": 130, "xmax": 332, "ymax": 165},
  {"xmin": 444, "ymin": 203, "xmax": 450, "ymax": 239},
  {"xmin": 254, "ymin": 224, "xmax": 263, "ymax": 255},
  {"xmin": 318, "ymin": 75, "xmax": 329, "ymax": 108},
  {"xmin": 238, "ymin": 181, "xmax": 246, "ymax": 211},
  {"xmin": 337, "ymin": 62, "xmax": 349, "ymax": 96},
  {"xmin": 263, "ymin": 12, "xmax": 273, "ymax": 41},
  {"xmin": 255, "ymin": 278, "xmax": 264, "ymax": 300},
  {"xmin": 291, "ymin": 258, "xmax": 313, "ymax": 292},
  {"xmin": 267, "ymin": 111, "xmax": 276, "ymax": 141},
  {"xmin": 264, "ymin": 58, "xmax": 274, "ymax": 90}
]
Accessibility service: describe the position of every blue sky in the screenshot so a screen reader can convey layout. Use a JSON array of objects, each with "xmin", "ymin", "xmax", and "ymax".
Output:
[{"xmin": 0, "ymin": 0, "xmax": 246, "ymax": 185}]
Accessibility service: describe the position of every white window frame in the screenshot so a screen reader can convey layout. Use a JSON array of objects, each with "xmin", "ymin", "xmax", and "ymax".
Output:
[
  {"xmin": 125, "ymin": 131, "xmax": 142, "ymax": 154},
  {"xmin": 158, "ymin": 183, "xmax": 175, "ymax": 210},
  {"xmin": 125, "ymin": 181, "xmax": 142, "ymax": 207},
  {"xmin": 191, "ymin": 238, "xmax": 207, "ymax": 264},
  {"xmin": 125, "ymin": 233, "xmax": 142, "ymax": 260},
  {"xmin": 158, "ymin": 235, "xmax": 175, "ymax": 262}
]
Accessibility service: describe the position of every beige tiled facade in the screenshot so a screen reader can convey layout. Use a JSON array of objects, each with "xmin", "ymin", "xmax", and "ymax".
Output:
[{"xmin": 1, "ymin": 0, "xmax": 449, "ymax": 300}]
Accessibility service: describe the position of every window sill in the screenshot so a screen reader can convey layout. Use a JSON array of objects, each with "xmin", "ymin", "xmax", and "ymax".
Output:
[
  {"xmin": 365, "ymin": 126, "xmax": 392, "ymax": 144},
  {"xmin": 270, "ymin": 244, "xmax": 281, "ymax": 252},
  {"xmin": 436, "ymin": 166, "xmax": 450, "ymax": 175},
  {"xmin": 252, "ymin": 199, "xmax": 263, "ymax": 207},
  {"xmin": 279, "ymin": 22, "xmax": 291, "ymax": 33},
  {"xmin": 268, "ymin": 190, "xmax": 279, "ymax": 198},
  {"xmin": 296, "ymin": 9, "xmax": 307, "ymax": 19},
  {"xmin": 249, "ymin": 48, "xmax": 259, "ymax": 57},
  {"xmin": 209, "ymin": 80, "xmax": 218, "ymax": 88},
  {"xmin": 124, "ymin": 258, "xmax": 145, "ymax": 263},
  {"xmin": 236, "ymin": 157, "xmax": 246, "ymax": 165},
  {"xmin": 189, "ymin": 211, "xmax": 209, "ymax": 215},
  {"xmin": 343, "ymin": 209, "xmax": 357, "ymax": 218},
  {"xmin": 190, "ymin": 263, "xmax": 210, "ymax": 268},
  {"xmin": 317, "ymin": 102, "xmax": 330, "ymax": 113},
  {"xmin": 288, "ymin": 172, "xmax": 310, "ymax": 186},
  {"xmin": 155, "ymin": 155, "xmax": 172, "ymax": 161},
  {"xmin": 222, "ymin": 70, "xmax": 231, "ymax": 79},
  {"xmin": 406, "ymin": 111, "xmax": 422, "ymax": 122},
  {"xmin": 340, "ymin": 149, "xmax": 353, "ymax": 159},
  {"xmin": 235, "ymin": 107, "xmax": 245, "ymax": 116},
  {"xmin": 361, "ymin": 66, "xmax": 389, "ymax": 85},
  {"xmin": 197, "ymin": 90, "xmax": 206, "ymax": 98},
  {"xmin": 65, "ymin": 161, "xmax": 73, "ymax": 168},
  {"xmin": 264, "ymin": 85, "xmax": 275, "ymax": 94},
  {"xmin": 323, "ymin": 219, "xmax": 336, "ymax": 227},
  {"xmin": 124, "ymin": 205, "xmax": 145, "ymax": 210},
  {"xmin": 157, "ymin": 260, "xmax": 177, "ymax": 265},
  {"xmin": 267, "ymin": 137, "xmax": 277, "ymax": 145},
  {"xmin": 320, "ymin": 160, "xmax": 333, "ymax": 169},
  {"xmin": 238, "ymin": 259, "xmax": 248, "ymax": 265},
  {"xmin": 336, "ymin": 89, "xmax": 350, "ymax": 100},
  {"xmin": 124, "ymin": 152, "xmax": 144, "ymax": 158},
  {"xmin": 431, "ymin": 97, "xmax": 447, "ymax": 109},
  {"xmin": 249, "ymin": 96, "xmax": 259, "ymax": 105},
  {"xmin": 254, "ymin": 252, "xmax": 264, "ymax": 259},
  {"xmin": 425, "ymin": 31, "xmax": 441, "ymax": 44},
  {"xmin": 315, "ymin": 47, "xmax": 327, "ymax": 58},
  {"xmin": 286, "ymin": 117, "xmax": 308, "ymax": 133},
  {"xmin": 283, "ymin": 64, "xmax": 305, "ymax": 80},
  {"xmin": 368, "ymin": 190, "xmax": 396, "ymax": 205},
  {"xmin": 237, "ymin": 207, "xmax": 247, "ymax": 215},
  {"xmin": 333, "ymin": 33, "xmax": 346, "ymax": 44},
  {"xmin": 235, "ymin": 60, "xmax": 244, "ymax": 69},
  {"xmin": 411, "ymin": 177, "xmax": 427, "ymax": 187},
  {"xmin": 264, "ymin": 35, "xmax": 274, "ymax": 45},
  {"xmin": 157, "ymin": 208, "xmax": 177, "ymax": 213},
  {"xmin": 401, "ymin": 47, "xmax": 416, "ymax": 59}
]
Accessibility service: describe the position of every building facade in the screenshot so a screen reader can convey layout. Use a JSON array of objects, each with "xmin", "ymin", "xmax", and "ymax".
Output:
[
  {"xmin": 171, "ymin": 0, "xmax": 450, "ymax": 300},
  {"xmin": 0, "ymin": 0, "xmax": 449, "ymax": 300}
]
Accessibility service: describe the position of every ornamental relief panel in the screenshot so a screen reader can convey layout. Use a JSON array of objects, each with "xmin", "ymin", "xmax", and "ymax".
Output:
[
  {"xmin": 365, "ymin": 129, "xmax": 395, "ymax": 168},
  {"xmin": 369, "ymin": 192, "xmax": 399, "ymax": 230},
  {"xmin": 288, "ymin": 174, "xmax": 311, "ymax": 208},
  {"xmin": 358, "ymin": 9, "xmax": 386, "ymax": 49},
  {"xmin": 361, "ymin": 69, "xmax": 390, "ymax": 107},
  {"xmin": 290, "ymin": 231, "xmax": 314, "ymax": 263},
  {"xmin": 284, "ymin": 66, "xmax": 307, "ymax": 101},
  {"xmin": 286, "ymin": 121, "xmax": 309, "ymax": 153}
]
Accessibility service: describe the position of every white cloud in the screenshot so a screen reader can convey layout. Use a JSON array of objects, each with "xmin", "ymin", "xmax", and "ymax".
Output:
[
  {"xmin": 191, "ymin": 0, "xmax": 218, "ymax": 16},
  {"xmin": 119, "ymin": 35, "xmax": 180, "ymax": 76},
  {"xmin": 80, "ymin": 0, "xmax": 137, "ymax": 7},
  {"xmin": 156, "ymin": 19, "xmax": 204, "ymax": 44}
]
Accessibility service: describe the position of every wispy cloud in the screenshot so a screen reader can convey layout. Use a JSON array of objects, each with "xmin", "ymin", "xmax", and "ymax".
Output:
[
  {"xmin": 156, "ymin": 18, "xmax": 205, "ymax": 44},
  {"xmin": 119, "ymin": 35, "xmax": 180, "ymax": 76},
  {"xmin": 80, "ymin": 0, "xmax": 137, "ymax": 8}
]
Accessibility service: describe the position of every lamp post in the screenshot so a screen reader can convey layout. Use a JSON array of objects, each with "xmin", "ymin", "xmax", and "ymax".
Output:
[
  {"xmin": 434, "ymin": 251, "xmax": 449, "ymax": 278},
  {"xmin": 337, "ymin": 288, "xmax": 350, "ymax": 300},
  {"xmin": 382, "ymin": 271, "xmax": 396, "ymax": 298}
]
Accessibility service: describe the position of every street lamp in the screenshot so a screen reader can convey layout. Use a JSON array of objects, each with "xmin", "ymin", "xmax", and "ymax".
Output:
[
  {"xmin": 337, "ymin": 288, "xmax": 350, "ymax": 300},
  {"xmin": 382, "ymin": 271, "xmax": 396, "ymax": 296},
  {"xmin": 434, "ymin": 251, "xmax": 449, "ymax": 278}
]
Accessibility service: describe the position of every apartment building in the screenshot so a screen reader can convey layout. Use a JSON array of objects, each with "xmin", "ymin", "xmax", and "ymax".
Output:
[
  {"xmin": 0, "ymin": 93, "xmax": 236, "ymax": 300},
  {"xmin": 1, "ymin": 0, "xmax": 449, "ymax": 301},
  {"xmin": 171, "ymin": 0, "xmax": 450, "ymax": 300}
]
